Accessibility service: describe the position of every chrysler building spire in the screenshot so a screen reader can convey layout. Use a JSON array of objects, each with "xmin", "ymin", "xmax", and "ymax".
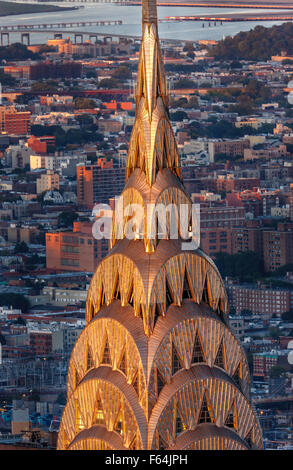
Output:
[{"xmin": 57, "ymin": 0, "xmax": 263, "ymax": 451}]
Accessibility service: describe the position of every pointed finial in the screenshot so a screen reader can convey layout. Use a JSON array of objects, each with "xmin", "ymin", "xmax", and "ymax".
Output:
[{"xmin": 142, "ymin": 0, "xmax": 158, "ymax": 26}]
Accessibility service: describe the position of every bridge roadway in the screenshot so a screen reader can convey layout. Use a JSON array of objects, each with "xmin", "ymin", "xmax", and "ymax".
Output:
[
  {"xmin": 0, "ymin": 28, "xmax": 191, "ymax": 45},
  {"xmin": 162, "ymin": 13, "xmax": 293, "ymax": 22},
  {"xmin": 18, "ymin": 0, "xmax": 293, "ymax": 7},
  {"xmin": 122, "ymin": 1, "xmax": 293, "ymax": 8},
  {"xmin": 253, "ymin": 396, "xmax": 293, "ymax": 410},
  {"xmin": 0, "ymin": 20, "xmax": 122, "ymax": 32}
]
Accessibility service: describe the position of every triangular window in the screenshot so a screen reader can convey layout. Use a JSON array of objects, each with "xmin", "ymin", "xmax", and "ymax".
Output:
[
  {"xmin": 114, "ymin": 410, "xmax": 123, "ymax": 436},
  {"xmin": 202, "ymin": 277, "xmax": 209, "ymax": 305},
  {"xmin": 224, "ymin": 400, "xmax": 237, "ymax": 431},
  {"xmin": 128, "ymin": 281, "xmax": 134, "ymax": 307},
  {"xmin": 99, "ymin": 283, "xmax": 105, "ymax": 307},
  {"xmin": 198, "ymin": 391, "xmax": 213, "ymax": 424},
  {"xmin": 182, "ymin": 269, "xmax": 192, "ymax": 300},
  {"xmin": 113, "ymin": 274, "xmax": 120, "ymax": 300},
  {"xmin": 172, "ymin": 344, "xmax": 182, "ymax": 375},
  {"xmin": 101, "ymin": 336, "xmax": 111, "ymax": 365},
  {"xmin": 133, "ymin": 373, "xmax": 139, "ymax": 397},
  {"xmin": 232, "ymin": 363, "xmax": 242, "ymax": 389},
  {"xmin": 175, "ymin": 405, "xmax": 184, "ymax": 437},
  {"xmin": 191, "ymin": 332, "xmax": 205, "ymax": 364},
  {"xmin": 93, "ymin": 394, "xmax": 105, "ymax": 426},
  {"xmin": 214, "ymin": 339, "xmax": 226, "ymax": 370},
  {"xmin": 75, "ymin": 402, "xmax": 84, "ymax": 433},
  {"xmin": 74, "ymin": 368, "xmax": 80, "ymax": 388},
  {"xmin": 87, "ymin": 346, "xmax": 94, "ymax": 370},
  {"xmin": 154, "ymin": 304, "xmax": 160, "ymax": 326},
  {"xmin": 119, "ymin": 348, "xmax": 127, "ymax": 376},
  {"xmin": 157, "ymin": 369, "xmax": 165, "ymax": 397},
  {"xmin": 166, "ymin": 279, "xmax": 174, "ymax": 308},
  {"xmin": 244, "ymin": 428, "xmax": 254, "ymax": 448}
]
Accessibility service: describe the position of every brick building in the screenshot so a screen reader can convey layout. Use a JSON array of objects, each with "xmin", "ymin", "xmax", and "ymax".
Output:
[
  {"xmin": 226, "ymin": 282, "xmax": 292, "ymax": 318},
  {"xmin": 27, "ymin": 136, "xmax": 56, "ymax": 155},
  {"xmin": 263, "ymin": 223, "xmax": 293, "ymax": 272},
  {"xmin": 29, "ymin": 330, "xmax": 52, "ymax": 356},
  {"xmin": 199, "ymin": 205, "xmax": 245, "ymax": 257},
  {"xmin": 200, "ymin": 228, "xmax": 233, "ymax": 257},
  {"xmin": 253, "ymin": 351, "xmax": 289, "ymax": 381},
  {"xmin": 77, "ymin": 158, "xmax": 125, "ymax": 209},
  {"xmin": 208, "ymin": 138, "xmax": 250, "ymax": 162},
  {"xmin": 0, "ymin": 106, "xmax": 31, "ymax": 135},
  {"xmin": 232, "ymin": 220, "xmax": 263, "ymax": 256},
  {"xmin": 46, "ymin": 221, "xmax": 108, "ymax": 272},
  {"xmin": 4, "ymin": 62, "xmax": 82, "ymax": 80}
]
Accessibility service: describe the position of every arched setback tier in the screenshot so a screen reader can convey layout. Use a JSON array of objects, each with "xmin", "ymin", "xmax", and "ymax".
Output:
[
  {"xmin": 66, "ymin": 303, "xmax": 148, "ymax": 409},
  {"xmin": 66, "ymin": 300, "xmax": 250, "ymax": 421},
  {"xmin": 67, "ymin": 425, "xmax": 128, "ymax": 450},
  {"xmin": 148, "ymin": 300, "xmax": 251, "ymax": 412},
  {"xmin": 111, "ymin": 168, "xmax": 192, "ymax": 253},
  {"xmin": 57, "ymin": 366, "xmax": 148, "ymax": 451},
  {"xmin": 168, "ymin": 424, "xmax": 250, "ymax": 450},
  {"xmin": 148, "ymin": 365, "xmax": 263, "ymax": 450},
  {"xmin": 86, "ymin": 239, "xmax": 228, "ymax": 336}
]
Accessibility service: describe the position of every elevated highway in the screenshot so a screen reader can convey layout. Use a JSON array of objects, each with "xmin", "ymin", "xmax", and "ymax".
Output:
[{"xmin": 0, "ymin": 28, "xmax": 190, "ymax": 46}]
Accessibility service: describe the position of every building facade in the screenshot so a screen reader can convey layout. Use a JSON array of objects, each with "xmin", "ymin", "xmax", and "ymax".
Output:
[
  {"xmin": 46, "ymin": 221, "xmax": 108, "ymax": 272},
  {"xmin": 0, "ymin": 106, "xmax": 31, "ymax": 136},
  {"xmin": 77, "ymin": 158, "xmax": 125, "ymax": 209},
  {"xmin": 263, "ymin": 223, "xmax": 293, "ymax": 272},
  {"xmin": 227, "ymin": 283, "xmax": 291, "ymax": 318}
]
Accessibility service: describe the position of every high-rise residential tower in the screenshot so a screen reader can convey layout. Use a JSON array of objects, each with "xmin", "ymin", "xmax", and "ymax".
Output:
[{"xmin": 57, "ymin": 0, "xmax": 263, "ymax": 451}]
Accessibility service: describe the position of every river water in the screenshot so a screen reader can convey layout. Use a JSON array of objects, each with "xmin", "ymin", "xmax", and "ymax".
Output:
[{"xmin": 0, "ymin": 3, "xmax": 289, "ymax": 43}]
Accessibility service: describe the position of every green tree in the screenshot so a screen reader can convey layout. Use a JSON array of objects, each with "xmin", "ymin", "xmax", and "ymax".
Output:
[
  {"xmin": 111, "ymin": 65, "xmax": 132, "ymax": 80},
  {"xmin": 76, "ymin": 114, "xmax": 94, "ymax": 128},
  {"xmin": 210, "ymin": 22, "xmax": 293, "ymax": 61},
  {"xmin": 170, "ymin": 110, "xmax": 188, "ymax": 122},
  {"xmin": 28, "ymin": 389, "xmax": 40, "ymax": 402},
  {"xmin": 14, "ymin": 241, "xmax": 29, "ymax": 254},
  {"xmin": 281, "ymin": 310, "xmax": 293, "ymax": 322},
  {"xmin": 214, "ymin": 251, "xmax": 263, "ymax": 281},
  {"xmin": 58, "ymin": 211, "xmax": 78, "ymax": 228},
  {"xmin": 173, "ymin": 79, "xmax": 196, "ymax": 89},
  {"xmin": 0, "ymin": 293, "xmax": 30, "ymax": 313},
  {"xmin": 0, "ymin": 71, "xmax": 15, "ymax": 86},
  {"xmin": 74, "ymin": 97, "xmax": 96, "ymax": 109},
  {"xmin": 98, "ymin": 78, "xmax": 119, "ymax": 89},
  {"xmin": 16, "ymin": 316, "xmax": 26, "ymax": 325},
  {"xmin": 0, "ymin": 42, "xmax": 38, "ymax": 61},
  {"xmin": 56, "ymin": 391, "xmax": 67, "ymax": 405},
  {"xmin": 269, "ymin": 366, "xmax": 286, "ymax": 379},
  {"xmin": 268, "ymin": 326, "xmax": 282, "ymax": 339},
  {"xmin": 31, "ymin": 81, "xmax": 59, "ymax": 93}
]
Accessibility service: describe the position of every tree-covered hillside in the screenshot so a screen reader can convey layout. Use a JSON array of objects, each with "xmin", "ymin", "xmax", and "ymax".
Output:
[
  {"xmin": 0, "ymin": 0, "xmax": 75, "ymax": 17},
  {"xmin": 210, "ymin": 22, "xmax": 293, "ymax": 61}
]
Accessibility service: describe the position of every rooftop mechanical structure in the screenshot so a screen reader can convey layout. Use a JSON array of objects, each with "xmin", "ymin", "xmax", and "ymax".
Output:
[{"xmin": 57, "ymin": 0, "xmax": 263, "ymax": 451}]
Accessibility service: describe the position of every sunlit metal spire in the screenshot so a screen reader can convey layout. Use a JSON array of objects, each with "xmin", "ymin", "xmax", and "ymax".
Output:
[
  {"xmin": 125, "ymin": 0, "xmax": 181, "ymax": 186},
  {"xmin": 57, "ymin": 0, "xmax": 264, "ymax": 451}
]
